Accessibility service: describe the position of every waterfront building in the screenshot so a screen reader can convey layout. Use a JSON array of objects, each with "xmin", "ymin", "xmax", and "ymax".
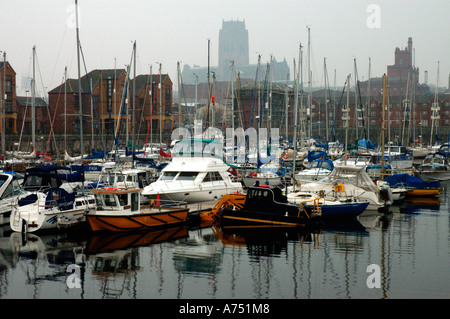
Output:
[
  {"xmin": 47, "ymin": 70, "xmax": 173, "ymax": 137},
  {"xmin": 0, "ymin": 61, "xmax": 18, "ymax": 135}
]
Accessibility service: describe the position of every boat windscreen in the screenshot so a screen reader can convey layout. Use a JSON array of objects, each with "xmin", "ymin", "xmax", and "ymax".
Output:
[
  {"xmin": 176, "ymin": 172, "xmax": 198, "ymax": 181},
  {"xmin": 160, "ymin": 172, "xmax": 178, "ymax": 180}
]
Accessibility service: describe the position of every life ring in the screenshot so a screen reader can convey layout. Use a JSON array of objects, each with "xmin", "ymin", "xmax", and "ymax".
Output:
[
  {"xmin": 334, "ymin": 183, "xmax": 345, "ymax": 192},
  {"xmin": 283, "ymin": 153, "xmax": 289, "ymax": 160}
]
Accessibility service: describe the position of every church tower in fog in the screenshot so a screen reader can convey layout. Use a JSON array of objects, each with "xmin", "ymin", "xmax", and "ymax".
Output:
[{"xmin": 218, "ymin": 19, "xmax": 249, "ymax": 81}]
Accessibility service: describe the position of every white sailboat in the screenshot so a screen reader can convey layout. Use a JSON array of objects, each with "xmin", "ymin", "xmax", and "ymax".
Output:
[
  {"xmin": 9, "ymin": 165, "xmax": 96, "ymax": 233},
  {"xmin": 0, "ymin": 172, "xmax": 30, "ymax": 225}
]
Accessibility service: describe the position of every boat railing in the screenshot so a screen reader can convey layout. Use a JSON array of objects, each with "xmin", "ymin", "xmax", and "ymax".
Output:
[
  {"xmin": 147, "ymin": 199, "xmax": 189, "ymax": 208},
  {"xmin": 297, "ymin": 198, "xmax": 322, "ymax": 219}
]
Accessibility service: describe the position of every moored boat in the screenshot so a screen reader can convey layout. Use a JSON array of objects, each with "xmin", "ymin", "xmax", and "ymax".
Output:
[
  {"xmin": 414, "ymin": 152, "xmax": 450, "ymax": 182},
  {"xmin": 286, "ymin": 191, "xmax": 370, "ymax": 219},
  {"xmin": 9, "ymin": 165, "xmax": 96, "ymax": 233},
  {"xmin": 0, "ymin": 171, "xmax": 30, "ymax": 225},
  {"xmin": 296, "ymin": 165, "xmax": 391, "ymax": 211},
  {"xmin": 141, "ymin": 155, "xmax": 243, "ymax": 203},
  {"xmin": 86, "ymin": 187, "xmax": 189, "ymax": 232},
  {"xmin": 383, "ymin": 173, "xmax": 440, "ymax": 197},
  {"xmin": 206, "ymin": 184, "xmax": 322, "ymax": 228}
]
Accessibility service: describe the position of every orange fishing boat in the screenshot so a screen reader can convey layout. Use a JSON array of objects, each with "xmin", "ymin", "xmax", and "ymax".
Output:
[{"xmin": 86, "ymin": 187, "xmax": 189, "ymax": 232}]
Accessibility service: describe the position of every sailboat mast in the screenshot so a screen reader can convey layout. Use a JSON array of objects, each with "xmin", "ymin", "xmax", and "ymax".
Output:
[
  {"xmin": 381, "ymin": 74, "xmax": 386, "ymax": 177},
  {"xmin": 159, "ymin": 63, "xmax": 162, "ymax": 146},
  {"xmin": 324, "ymin": 58, "xmax": 329, "ymax": 142},
  {"xmin": 64, "ymin": 66, "xmax": 67, "ymax": 156},
  {"xmin": 306, "ymin": 26, "xmax": 312, "ymax": 140},
  {"xmin": 430, "ymin": 61, "xmax": 439, "ymax": 145},
  {"xmin": 231, "ymin": 60, "xmax": 235, "ymax": 132},
  {"xmin": 367, "ymin": 58, "xmax": 371, "ymax": 143},
  {"xmin": 345, "ymin": 74, "xmax": 350, "ymax": 154},
  {"xmin": 1, "ymin": 52, "xmax": 5, "ymax": 156},
  {"xmin": 292, "ymin": 43, "xmax": 302, "ymax": 190},
  {"xmin": 90, "ymin": 78, "xmax": 94, "ymax": 150},
  {"xmin": 205, "ymin": 39, "xmax": 210, "ymax": 132},
  {"xmin": 177, "ymin": 61, "xmax": 181, "ymax": 129},
  {"xmin": 32, "ymin": 46, "xmax": 36, "ymax": 152},
  {"xmin": 75, "ymin": 0, "xmax": 83, "ymax": 159},
  {"xmin": 132, "ymin": 40, "xmax": 136, "ymax": 168}
]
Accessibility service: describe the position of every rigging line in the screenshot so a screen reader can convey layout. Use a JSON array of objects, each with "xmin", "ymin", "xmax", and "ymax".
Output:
[
  {"xmin": 237, "ymin": 72, "xmax": 244, "ymax": 128},
  {"xmin": 17, "ymin": 86, "xmax": 32, "ymax": 152},
  {"xmin": 144, "ymin": 73, "xmax": 160, "ymax": 153},
  {"xmin": 179, "ymin": 72, "xmax": 191, "ymax": 128},
  {"xmin": 249, "ymin": 56, "xmax": 260, "ymax": 129},
  {"xmin": 335, "ymin": 79, "xmax": 348, "ymax": 143},
  {"xmin": 79, "ymin": 45, "xmax": 106, "ymax": 154},
  {"xmin": 353, "ymin": 61, "xmax": 368, "ymax": 144},
  {"xmin": 137, "ymin": 72, "xmax": 152, "ymax": 147},
  {"xmin": 35, "ymin": 51, "xmax": 59, "ymax": 155},
  {"xmin": 113, "ymin": 49, "xmax": 134, "ymax": 152},
  {"xmin": 44, "ymin": 75, "xmax": 65, "ymax": 155},
  {"xmin": 48, "ymin": 25, "xmax": 68, "ymax": 91}
]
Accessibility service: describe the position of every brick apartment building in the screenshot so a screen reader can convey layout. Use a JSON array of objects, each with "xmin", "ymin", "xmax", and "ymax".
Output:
[
  {"xmin": 47, "ymin": 69, "xmax": 173, "ymax": 138},
  {"xmin": 0, "ymin": 61, "xmax": 18, "ymax": 134}
]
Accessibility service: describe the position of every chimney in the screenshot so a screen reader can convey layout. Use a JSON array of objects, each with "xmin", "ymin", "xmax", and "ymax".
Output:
[{"xmin": 408, "ymin": 37, "xmax": 413, "ymax": 52}]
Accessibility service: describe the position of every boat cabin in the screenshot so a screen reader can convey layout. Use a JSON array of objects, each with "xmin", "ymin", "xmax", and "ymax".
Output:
[
  {"xmin": 92, "ymin": 188, "xmax": 141, "ymax": 212},
  {"xmin": 159, "ymin": 170, "xmax": 227, "ymax": 184},
  {"xmin": 98, "ymin": 169, "xmax": 149, "ymax": 189},
  {"xmin": 22, "ymin": 165, "xmax": 84, "ymax": 192},
  {"xmin": 243, "ymin": 184, "xmax": 301, "ymax": 216}
]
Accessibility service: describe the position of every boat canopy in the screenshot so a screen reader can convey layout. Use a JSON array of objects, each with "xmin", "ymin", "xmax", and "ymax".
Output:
[
  {"xmin": 384, "ymin": 173, "xmax": 440, "ymax": 189},
  {"xmin": 358, "ymin": 139, "xmax": 375, "ymax": 149},
  {"xmin": 25, "ymin": 165, "xmax": 85, "ymax": 183},
  {"xmin": 322, "ymin": 165, "xmax": 379, "ymax": 193}
]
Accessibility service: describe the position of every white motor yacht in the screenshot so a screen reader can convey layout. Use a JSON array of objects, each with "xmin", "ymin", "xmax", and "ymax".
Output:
[{"xmin": 141, "ymin": 156, "xmax": 243, "ymax": 203}]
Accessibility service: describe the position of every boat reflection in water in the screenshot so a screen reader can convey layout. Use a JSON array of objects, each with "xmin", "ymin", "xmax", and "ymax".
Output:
[
  {"xmin": 215, "ymin": 225, "xmax": 322, "ymax": 256},
  {"xmin": 0, "ymin": 182, "xmax": 447, "ymax": 299},
  {"xmin": 85, "ymin": 226, "xmax": 188, "ymax": 254}
]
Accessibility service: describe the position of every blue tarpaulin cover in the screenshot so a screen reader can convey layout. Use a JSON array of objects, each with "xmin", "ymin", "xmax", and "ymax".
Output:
[{"xmin": 384, "ymin": 173, "xmax": 440, "ymax": 189}]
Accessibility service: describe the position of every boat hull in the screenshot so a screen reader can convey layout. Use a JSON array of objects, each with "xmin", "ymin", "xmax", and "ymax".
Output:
[
  {"xmin": 242, "ymin": 176, "xmax": 282, "ymax": 187},
  {"xmin": 406, "ymin": 188, "xmax": 440, "ymax": 196},
  {"xmin": 86, "ymin": 208, "xmax": 189, "ymax": 232},
  {"xmin": 414, "ymin": 171, "xmax": 450, "ymax": 182},
  {"xmin": 318, "ymin": 202, "xmax": 369, "ymax": 219},
  {"xmin": 221, "ymin": 208, "xmax": 321, "ymax": 228},
  {"xmin": 10, "ymin": 208, "xmax": 86, "ymax": 233},
  {"xmin": 144, "ymin": 186, "xmax": 243, "ymax": 203}
]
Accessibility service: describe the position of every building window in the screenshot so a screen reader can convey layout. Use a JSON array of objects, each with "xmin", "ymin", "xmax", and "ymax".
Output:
[{"xmin": 5, "ymin": 80, "xmax": 12, "ymax": 93}]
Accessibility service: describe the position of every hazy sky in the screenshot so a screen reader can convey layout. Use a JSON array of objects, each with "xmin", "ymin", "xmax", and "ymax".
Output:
[{"xmin": 2, "ymin": 0, "xmax": 449, "ymax": 97}]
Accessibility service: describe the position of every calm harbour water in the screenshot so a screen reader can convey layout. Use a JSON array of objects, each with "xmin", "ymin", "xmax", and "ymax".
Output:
[{"xmin": 0, "ymin": 182, "xmax": 449, "ymax": 300}]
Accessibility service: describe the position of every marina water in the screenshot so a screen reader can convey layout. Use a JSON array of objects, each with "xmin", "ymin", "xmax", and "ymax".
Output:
[{"xmin": 0, "ymin": 181, "xmax": 449, "ymax": 299}]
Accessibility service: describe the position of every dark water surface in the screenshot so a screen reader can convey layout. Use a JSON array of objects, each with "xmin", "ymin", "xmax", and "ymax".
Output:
[{"xmin": 1, "ymin": 182, "xmax": 449, "ymax": 299}]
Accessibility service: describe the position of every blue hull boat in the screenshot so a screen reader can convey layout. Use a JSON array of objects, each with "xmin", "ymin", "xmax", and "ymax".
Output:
[{"xmin": 319, "ymin": 202, "xmax": 370, "ymax": 219}]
